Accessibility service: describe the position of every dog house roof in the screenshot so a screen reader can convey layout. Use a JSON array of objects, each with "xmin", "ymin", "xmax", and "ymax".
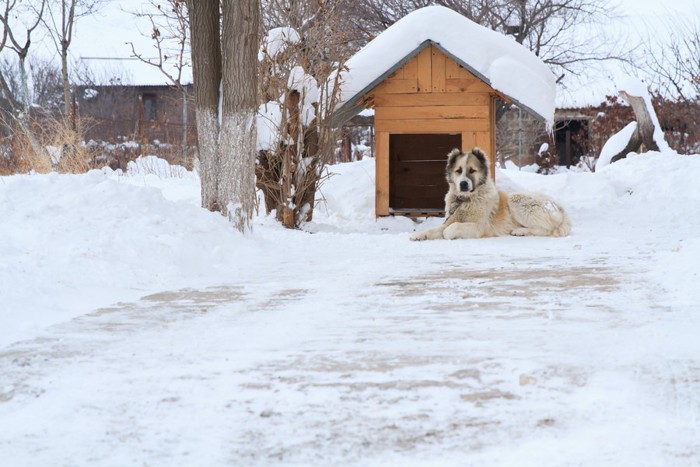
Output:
[{"xmin": 330, "ymin": 6, "xmax": 556, "ymax": 129}]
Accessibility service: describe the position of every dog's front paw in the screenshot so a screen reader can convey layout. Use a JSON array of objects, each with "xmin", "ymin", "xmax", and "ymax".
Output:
[
  {"xmin": 510, "ymin": 228, "xmax": 530, "ymax": 236},
  {"xmin": 410, "ymin": 231, "xmax": 428, "ymax": 241}
]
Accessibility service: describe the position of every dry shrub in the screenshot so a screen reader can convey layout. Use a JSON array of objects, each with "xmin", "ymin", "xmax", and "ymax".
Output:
[
  {"xmin": 35, "ymin": 116, "xmax": 95, "ymax": 174},
  {"xmin": 256, "ymin": 3, "xmax": 354, "ymax": 228},
  {"xmin": 0, "ymin": 117, "xmax": 52, "ymax": 174},
  {"xmin": 0, "ymin": 114, "xmax": 98, "ymax": 174}
]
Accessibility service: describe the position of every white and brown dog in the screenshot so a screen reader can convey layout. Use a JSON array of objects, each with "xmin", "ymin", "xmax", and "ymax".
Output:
[{"xmin": 410, "ymin": 147, "xmax": 571, "ymax": 241}]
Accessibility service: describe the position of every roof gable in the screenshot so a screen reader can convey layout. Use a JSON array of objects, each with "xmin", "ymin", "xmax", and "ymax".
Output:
[{"xmin": 331, "ymin": 6, "xmax": 556, "ymax": 128}]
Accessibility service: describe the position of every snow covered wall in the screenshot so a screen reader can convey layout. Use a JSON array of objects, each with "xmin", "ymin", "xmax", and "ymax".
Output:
[{"xmin": 334, "ymin": 5, "xmax": 557, "ymax": 128}]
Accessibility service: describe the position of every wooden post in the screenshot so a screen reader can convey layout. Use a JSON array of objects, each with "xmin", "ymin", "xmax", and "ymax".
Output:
[
  {"xmin": 375, "ymin": 131, "xmax": 390, "ymax": 216},
  {"xmin": 280, "ymin": 90, "xmax": 300, "ymax": 228}
]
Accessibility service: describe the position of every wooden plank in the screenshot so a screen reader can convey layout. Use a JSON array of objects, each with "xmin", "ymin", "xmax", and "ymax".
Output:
[
  {"xmin": 461, "ymin": 131, "xmax": 477, "ymax": 152},
  {"xmin": 373, "ymin": 79, "xmax": 418, "ymax": 94},
  {"xmin": 376, "ymin": 118, "xmax": 489, "ymax": 133},
  {"xmin": 376, "ymin": 132, "xmax": 390, "ymax": 216},
  {"xmin": 376, "ymin": 105, "xmax": 489, "ymax": 120},
  {"xmin": 391, "ymin": 209, "xmax": 444, "ymax": 218},
  {"xmin": 402, "ymin": 58, "xmax": 417, "ymax": 79},
  {"xmin": 446, "ymin": 78, "xmax": 493, "ymax": 93},
  {"xmin": 416, "ymin": 47, "xmax": 432, "ymax": 93},
  {"xmin": 388, "ymin": 67, "xmax": 403, "ymax": 80},
  {"xmin": 490, "ymin": 96, "xmax": 497, "ymax": 180},
  {"xmin": 475, "ymin": 131, "xmax": 490, "ymax": 150},
  {"xmin": 371, "ymin": 92, "xmax": 491, "ymax": 107},
  {"xmin": 431, "ymin": 48, "xmax": 446, "ymax": 93},
  {"xmin": 445, "ymin": 58, "xmax": 462, "ymax": 79},
  {"xmin": 476, "ymin": 130, "xmax": 495, "ymax": 179}
]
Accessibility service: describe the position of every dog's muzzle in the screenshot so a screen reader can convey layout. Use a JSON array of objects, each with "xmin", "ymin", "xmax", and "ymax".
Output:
[{"xmin": 459, "ymin": 180, "xmax": 470, "ymax": 192}]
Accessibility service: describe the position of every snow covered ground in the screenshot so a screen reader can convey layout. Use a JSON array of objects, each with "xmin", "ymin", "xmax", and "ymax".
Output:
[{"xmin": 1, "ymin": 152, "xmax": 699, "ymax": 466}]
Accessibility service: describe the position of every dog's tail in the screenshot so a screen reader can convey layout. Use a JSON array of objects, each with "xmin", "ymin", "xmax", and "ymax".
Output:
[{"xmin": 549, "ymin": 203, "xmax": 572, "ymax": 237}]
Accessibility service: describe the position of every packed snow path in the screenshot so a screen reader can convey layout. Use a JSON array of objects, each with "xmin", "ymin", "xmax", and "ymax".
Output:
[{"xmin": 0, "ymin": 242, "xmax": 697, "ymax": 466}]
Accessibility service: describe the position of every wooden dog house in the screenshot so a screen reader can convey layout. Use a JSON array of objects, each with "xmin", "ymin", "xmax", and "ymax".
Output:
[
  {"xmin": 367, "ymin": 43, "xmax": 498, "ymax": 217},
  {"xmin": 330, "ymin": 6, "xmax": 556, "ymax": 217}
]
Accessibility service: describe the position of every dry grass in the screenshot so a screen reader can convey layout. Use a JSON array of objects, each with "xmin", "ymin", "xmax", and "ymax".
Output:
[
  {"xmin": 0, "ymin": 114, "xmax": 98, "ymax": 175},
  {"xmin": 38, "ymin": 117, "xmax": 95, "ymax": 174}
]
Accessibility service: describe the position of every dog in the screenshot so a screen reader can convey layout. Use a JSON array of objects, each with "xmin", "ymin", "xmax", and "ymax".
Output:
[{"xmin": 410, "ymin": 147, "xmax": 571, "ymax": 241}]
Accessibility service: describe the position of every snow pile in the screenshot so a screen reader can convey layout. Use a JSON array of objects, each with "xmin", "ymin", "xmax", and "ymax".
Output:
[
  {"xmin": 0, "ymin": 168, "xmax": 256, "ymax": 348},
  {"xmin": 256, "ymin": 102, "xmax": 283, "ymax": 151},
  {"xmin": 258, "ymin": 27, "xmax": 301, "ymax": 60},
  {"xmin": 596, "ymin": 121, "xmax": 637, "ymax": 169},
  {"xmin": 334, "ymin": 5, "xmax": 556, "ymax": 127},
  {"xmin": 287, "ymin": 65, "xmax": 319, "ymax": 126},
  {"xmin": 125, "ymin": 155, "xmax": 189, "ymax": 178},
  {"xmin": 83, "ymin": 88, "xmax": 98, "ymax": 100}
]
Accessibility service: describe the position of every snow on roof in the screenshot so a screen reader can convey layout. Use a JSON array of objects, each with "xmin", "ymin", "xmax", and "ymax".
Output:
[{"xmin": 333, "ymin": 6, "xmax": 556, "ymax": 128}]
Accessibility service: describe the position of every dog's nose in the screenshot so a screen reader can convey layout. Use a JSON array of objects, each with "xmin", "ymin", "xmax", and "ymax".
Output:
[{"xmin": 460, "ymin": 181, "xmax": 469, "ymax": 192}]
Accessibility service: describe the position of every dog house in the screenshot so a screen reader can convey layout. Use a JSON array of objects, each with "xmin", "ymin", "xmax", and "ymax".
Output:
[{"xmin": 330, "ymin": 6, "xmax": 556, "ymax": 217}]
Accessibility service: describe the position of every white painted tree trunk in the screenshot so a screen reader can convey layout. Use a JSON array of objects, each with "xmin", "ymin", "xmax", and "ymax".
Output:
[
  {"xmin": 188, "ymin": 0, "xmax": 258, "ymax": 231},
  {"xmin": 219, "ymin": 112, "xmax": 256, "ymax": 230},
  {"xmin": 196, "ymin": 108, "xmax": 220, "ymax": 211}
]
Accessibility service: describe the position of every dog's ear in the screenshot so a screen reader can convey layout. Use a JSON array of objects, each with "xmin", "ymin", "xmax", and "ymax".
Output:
[
  {"xmin": 471, "ymin": 147, "xmax": 488, "ymax": 166},
  {"xmin": 446, "ymin": 148, "xmax": 462, "ymax": 171}
]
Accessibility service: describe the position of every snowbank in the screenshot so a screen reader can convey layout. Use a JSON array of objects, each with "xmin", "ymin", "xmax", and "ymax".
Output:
[{"xmin": 0, "ymin": 166, "xmax": 255, "ymax": 348}]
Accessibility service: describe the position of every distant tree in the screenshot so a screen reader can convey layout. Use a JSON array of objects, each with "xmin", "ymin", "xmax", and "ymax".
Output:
[
  {"xmin": 186, "ymin": 0, "xmax": 259, "ymax": 231},
  {"xmin": 38, "ymin": 0, "xmax": 103, "ymax": 118},
  {"xmin": 0, "ymin": 0, "xmax": 47, "ymax": 156},
  {"xmin": 644, "ymin": 10, "xmax": 700, "ymax": 102},
  {"xmin": 128, "ymin": 0, "xmax": 191, "ymax": 161}
]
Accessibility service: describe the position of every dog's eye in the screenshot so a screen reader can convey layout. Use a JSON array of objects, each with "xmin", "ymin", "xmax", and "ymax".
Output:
[
  {"xmin": 455, "ymin": 168, "xmax": 462, "ymax": 174},
  {"xmin": 468, "ymin": 168, "xmax": 476, "ymax": 174}
]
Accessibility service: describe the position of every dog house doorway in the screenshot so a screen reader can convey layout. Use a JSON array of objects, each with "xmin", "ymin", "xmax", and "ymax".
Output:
[{"xmin": 389, "ymin": 133, "xmax": 461, "ymax": 214}]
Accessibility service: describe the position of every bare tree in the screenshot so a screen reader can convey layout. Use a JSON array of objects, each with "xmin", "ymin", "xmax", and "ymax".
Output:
[
  {"xmin": 186, "ymin": 0, "xmax": 259, "ymax": 231},
  {"xmin": 0, "ymin": 0, "xmax": 47, "ymax": 156},
  {"xmin": 643, "ymin": 10, "xmax": 700, "ymax": 102},
  {"xmin": 39, "ymin": 0, "xmax": 103, "ymax": 117},
  {"xmin": 128, "ymin": 0, "xmax": 191, "ymax": 161}
]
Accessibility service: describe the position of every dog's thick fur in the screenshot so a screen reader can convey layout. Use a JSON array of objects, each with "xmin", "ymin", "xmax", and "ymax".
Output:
[{"xmin": 410, "ymin": 147, "xmax": 571, "ymax": 241}]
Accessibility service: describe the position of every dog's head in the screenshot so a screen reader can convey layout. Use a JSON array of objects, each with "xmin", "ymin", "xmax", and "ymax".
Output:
[{"xmin": 445, "ymin": 147, "xmax": 489, "ymax": 195}]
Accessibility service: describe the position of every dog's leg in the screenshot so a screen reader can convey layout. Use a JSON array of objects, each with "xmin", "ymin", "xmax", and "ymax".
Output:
[
  {"xmin": 410, "ymin": 224, "xmax": 447, "ymax": 241},
  {"xmin": 511, "ymin": 226, "xmax": 551, "ymax": 236},
  {"xmin": 509, "ymin": 195, "xmax": 571, "ymax": 237},
  {"xmin": 443, "ymin": 222, "xmax": 481, "ymax": 240}
]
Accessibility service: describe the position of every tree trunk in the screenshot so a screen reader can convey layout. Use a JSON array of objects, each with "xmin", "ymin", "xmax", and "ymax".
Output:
[
  {"xmin": 220, "ymin": 0, "xmax": 259, "ymax": 230},
  {"xmin": 609, "ymin": 90, "xmax": 663, "ymax": 164},
  {"xmin": 279, "ymin": 90, "xmax": 299, "ymax": 227},
  {"xmin": 18, "ymin": 55, "xmax": 44, "ymax": 159},
  {"xmin": 61, "ymin": 45, "xmax": 71, "ymax": 119},
  {"xmin": 619, "ymin": 90, "xmax": 660, "ymax": 152},
  {"xmin": 181, "ymin": 90, "xmax": 188, "ymax": 161},
  {"xmin": 187, "ymin": 0, "xmax": 222, "ymax": 212}
]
